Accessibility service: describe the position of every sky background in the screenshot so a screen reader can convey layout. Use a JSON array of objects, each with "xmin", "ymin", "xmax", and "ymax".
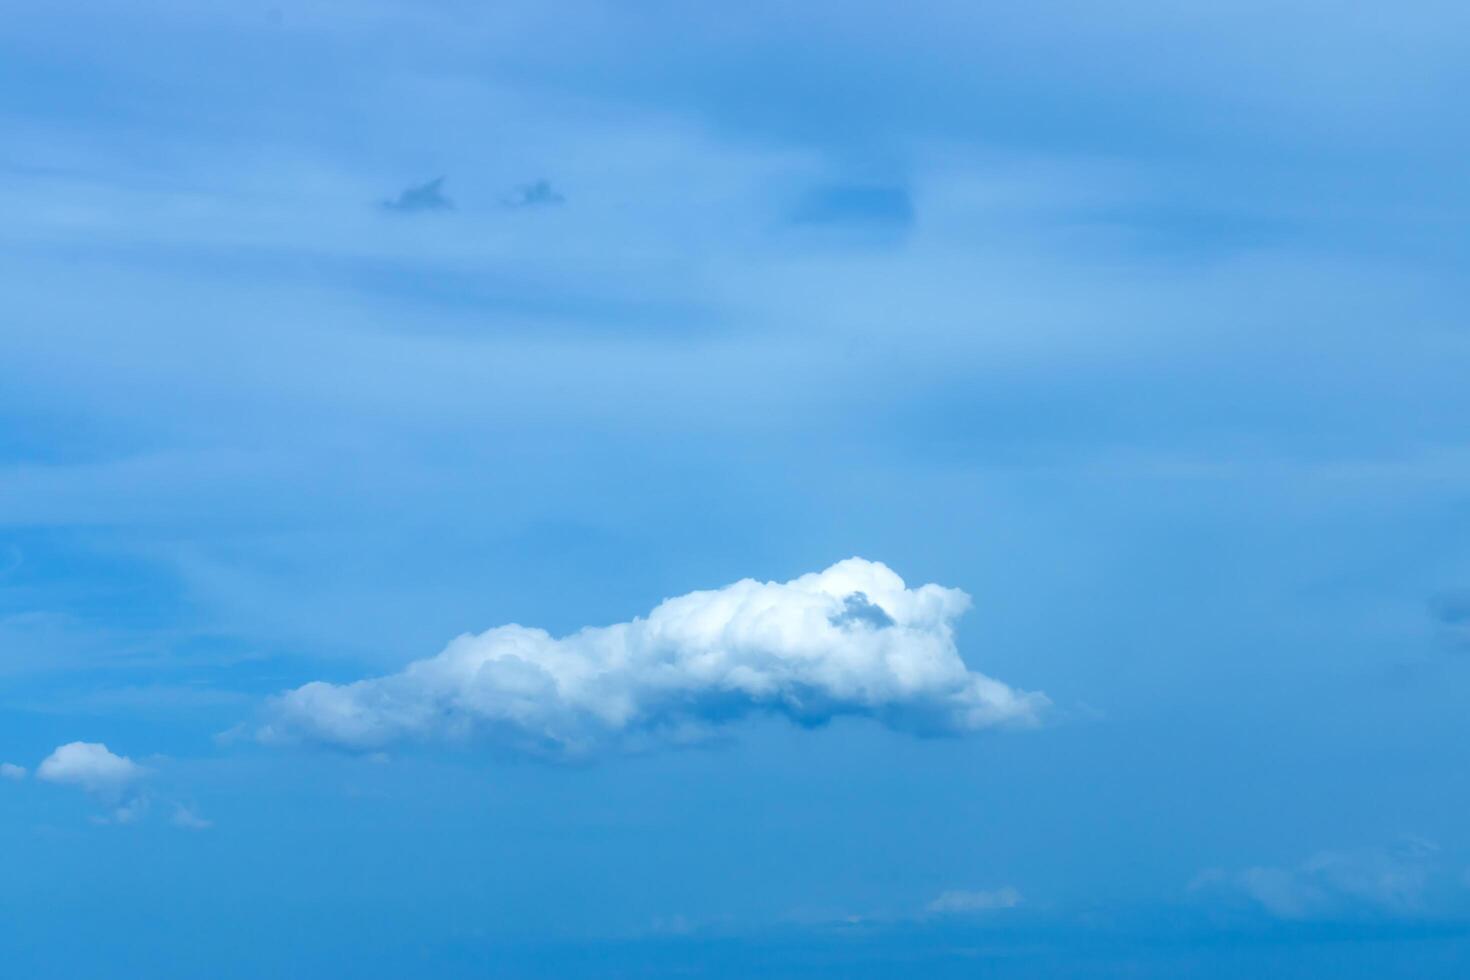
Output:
[{"xmin": 3, "ymin": 2, "xmax": 1470, "ymax": 976}]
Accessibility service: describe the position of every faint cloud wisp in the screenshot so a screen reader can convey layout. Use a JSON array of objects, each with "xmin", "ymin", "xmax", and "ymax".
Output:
[
  {"xmin": 926, "ymin": 886, "xmax": 1023, "ymax": 915},
  {"xmin": 1191, "ymin": 838, "xmax": 1442, "ymax": 920}
]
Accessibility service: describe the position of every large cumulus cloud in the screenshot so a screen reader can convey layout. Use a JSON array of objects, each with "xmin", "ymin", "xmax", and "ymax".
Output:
[{"xmin": 258, "ymin": 558, "xmax": 1045, "ymax": 757}]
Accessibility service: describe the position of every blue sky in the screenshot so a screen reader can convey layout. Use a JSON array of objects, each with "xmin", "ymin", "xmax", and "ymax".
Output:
[{"xmin": 3, "ymin": 2, "xmax": 1470, "ymax": 976}]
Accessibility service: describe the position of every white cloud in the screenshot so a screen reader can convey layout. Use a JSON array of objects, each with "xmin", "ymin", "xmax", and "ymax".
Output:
[
  {"xmin": 0, "ymin": 762, "xmax": 26, "ymax": 780},
  {"xmin": 36, "ymin": 742, "xmax": 147, "ymax": 798},
  {"xmin": 259, "ymin": 558, "xmax": 1046, "ymax": 757},
  {"xmin": 1191, "ymin": 838, "xmax": 1439, "ymax": 920},
  {"xmin": 926, "ymin": 886, "xmax": 1023, "ymax": 915}
]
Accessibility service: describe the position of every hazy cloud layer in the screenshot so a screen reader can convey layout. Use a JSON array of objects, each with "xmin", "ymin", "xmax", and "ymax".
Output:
[
  {"xmin": 0, "ymin": 762, "xmax": 26, "ymax": 780},
  {"xmin": 259, "ymin": 558, "xmax": 1045, "ymax": 757},
  {"xmin": 1192, "ymin": 839, "xmax": 1442, "ymax": 920}
]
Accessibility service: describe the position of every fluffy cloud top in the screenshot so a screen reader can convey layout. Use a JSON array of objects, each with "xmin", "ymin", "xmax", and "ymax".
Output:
[
  {"xmin": 259, "ymin": 558, "xmax": 1046, "ymax": 757},
  {"xmin": 36, "ymin": 742, "xmax": 147, "ymax": 797},
  {"xmin": 0, "ymin": 762, "xmax": 26, "ymax": 780}
]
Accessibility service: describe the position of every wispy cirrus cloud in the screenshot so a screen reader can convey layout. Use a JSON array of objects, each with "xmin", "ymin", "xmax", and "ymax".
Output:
[{"xmin": 256, "ymin": 558, "xmax": 1046, "ymax": 758}]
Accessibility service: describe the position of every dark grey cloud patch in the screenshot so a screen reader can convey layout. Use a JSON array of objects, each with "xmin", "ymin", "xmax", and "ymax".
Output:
[
  {"xmin": 381, "ymin": 177, "xmax": 454, "ymax": 212},
  {"xmin": 502, "ymin": 179, "xmax": 565, "ymax": 208}
]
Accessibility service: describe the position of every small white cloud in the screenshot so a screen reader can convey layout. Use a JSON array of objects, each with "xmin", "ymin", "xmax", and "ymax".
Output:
[
  {"xmin": 926, "ymin": 886, "xmax": 1023, "ymax": 915},
  {"xmin": 0, "ymin": 762, "xmax": 26, "ymax": 780},
  {"xmin": 258, "ymin": 558, "xmax": 1047, "ymax": 758},
  {"xmin": 170, "ymin": 804, "xmax": 213, "ymax": 831},
  {"xmin": 36, "ymin": 742, "xmax": 147, "ymax": 798}
]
